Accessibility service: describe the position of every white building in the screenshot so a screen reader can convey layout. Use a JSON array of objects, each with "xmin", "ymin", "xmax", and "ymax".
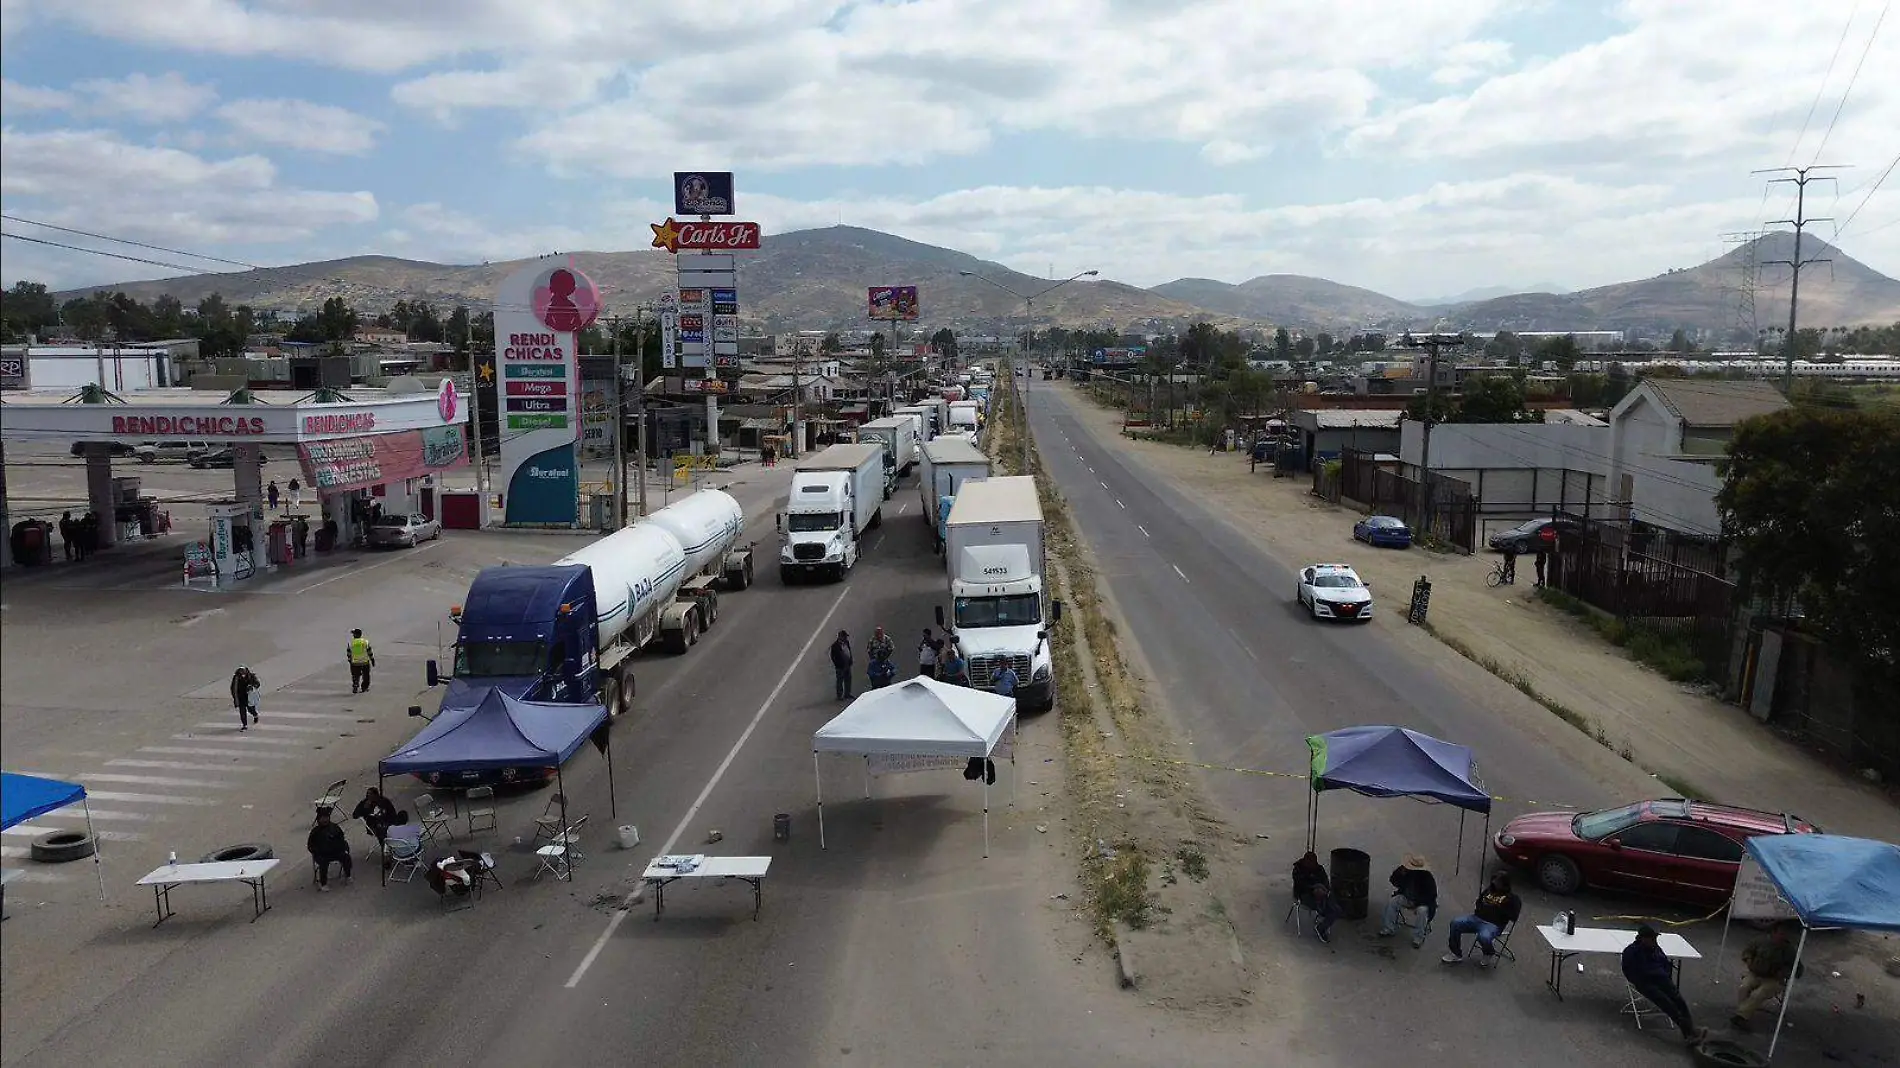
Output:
[{"xmin": 0, "ymin": 344, "xmax": 176, "ymax": 392}]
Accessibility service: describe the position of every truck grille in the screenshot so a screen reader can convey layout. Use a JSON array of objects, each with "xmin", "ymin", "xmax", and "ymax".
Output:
[
  {"xmin": 793, "ymin": 543, "xmax": 826, "ymax": 561},
  {"xmin": 967, "ymin": 654, "xmax": 1031, "ymax": 688}
]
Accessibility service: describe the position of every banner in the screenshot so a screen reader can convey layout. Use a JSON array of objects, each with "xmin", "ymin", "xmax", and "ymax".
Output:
[
  {"xmin": 868, "ymin": 285, "xmax": 919, "ymax": 321},
  {"xmin": 1730, "ymin": 854, "xmax": 1799, "ymax": 921},
  {"xmin": 296, "ymin": 427, "xmax": 468, "ymax": 495}
]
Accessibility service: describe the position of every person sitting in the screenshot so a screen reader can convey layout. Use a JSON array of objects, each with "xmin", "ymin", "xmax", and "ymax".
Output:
[
  {"xmin": 351, "ymin": 786, "xmax": 398, "ymax": 842},
  {"xmin": 1732, "ymin": 922, "xmax": 1800, "ymax": 1029},
  {"xmin": 1292, "ymin": 851, "xmax": 1342, "ymax": 943},
  {"xmin": 1622, "ymin": 924, "xmax": 1707, "ymax": 1045},
  {"xmin": 1442, "ymin": 871, "xmax": 1522, "ymax": 966},
  {"xmin": 307, "ymin": 807, "xmax": 353, "ymax": 891},
  {"xmin": 1377, "ymin": 853, "xmax": 1438, "ymax": 948}
]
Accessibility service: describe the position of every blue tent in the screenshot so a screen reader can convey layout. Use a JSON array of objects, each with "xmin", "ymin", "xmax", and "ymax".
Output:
[
  {"xmin": 1305, "ymin": 726, "xmax": 1492, "ymax": 874},
  {"xmin": 1740, "ymin": 834, "xmax": 1900, "ymax": 1061},
  {"xmin": 1, "ymin": 771, "xmax": 107, "ymax": 899}
]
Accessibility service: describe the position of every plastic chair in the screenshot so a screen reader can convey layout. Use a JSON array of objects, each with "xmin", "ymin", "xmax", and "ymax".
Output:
[
  {"xmin": 531, "ymin": 793, "xmax": 566, "ymax": 846},
  {"xmin": 464, "ymin": 787, "xmax": 497, "ymax": 836},
  {"xmin": 314, "ymin": 778, "xmax": 347, "ymax": 812},
  {"xmin": 413, "ymin": 793, "xmax": 452, "ymax": 845},
  {"xmin": 553, "ymin": 815, "xmax": 589, "ymax": 864},
  {"xmin": 384, "ymin": 825, "xmax": 424, "ymax": 884}
]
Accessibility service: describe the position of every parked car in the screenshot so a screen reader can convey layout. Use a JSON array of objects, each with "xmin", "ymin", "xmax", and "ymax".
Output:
[
  {"xmin": 68, "ymin": 441, "xmax": 138, "ymax": 458},
  {"xmin": 1487, "ymin": 517, "xmax": 1580, "ymax": 554},
  {"xmin": 1491, "ymin": 798, "xmax": 1819, "ymax": 907},
  {"xmin": 367, "ymin": 513, "xmax": 442, "ymax": 548},
  {"xmin": 1295, "ymin": 563, "xmax": 1374, "ymax": 622},
  {"xmin": 1352, "ymin": 515, "xmax": 1412, "ymax": 549},
  {"xmin": 187, "ymin": 447, "xmax": 265, "ymax": 469},
  {"xmin": 135, "ymin": 440, "xmax": 211, "ymax": 464}
]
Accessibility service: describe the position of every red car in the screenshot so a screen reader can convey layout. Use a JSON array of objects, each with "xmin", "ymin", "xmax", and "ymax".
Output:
[{"xmin": 1491, "ymin": 798, "xmax": 1819, "ymax": 907}]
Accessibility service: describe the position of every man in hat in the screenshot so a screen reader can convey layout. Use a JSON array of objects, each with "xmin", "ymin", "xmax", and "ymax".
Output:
[
  {"xmin": 1378, "ymin": 853, "xmax": 1439, "ymax": 948},
  {"xmin": 1623, "ymin": 923, "xmax": 1706, "ymax": 1044},
  {"xmin": 828, "ymin": 629, "xmax": 854, "ymax": 700}
]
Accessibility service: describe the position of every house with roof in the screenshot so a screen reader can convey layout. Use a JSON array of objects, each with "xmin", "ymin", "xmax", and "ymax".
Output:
[{"xmin": 1607, "ymin": 379, "xmax": 1789, "ymax": 536}]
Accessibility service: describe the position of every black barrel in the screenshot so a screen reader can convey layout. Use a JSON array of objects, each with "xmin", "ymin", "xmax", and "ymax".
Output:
[
  {"xmin": 773, "ymin": 813, "xmax": 792, "ymax": 842},
  {"xmin": 1330, "ymin": 847, "xmax": 1371, "ymax": 921}
]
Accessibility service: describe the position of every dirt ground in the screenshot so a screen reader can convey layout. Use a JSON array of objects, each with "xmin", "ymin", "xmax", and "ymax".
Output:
[{"xmin": 1055, "ymin": 383, "xmax": 1900, "ymax": 846}]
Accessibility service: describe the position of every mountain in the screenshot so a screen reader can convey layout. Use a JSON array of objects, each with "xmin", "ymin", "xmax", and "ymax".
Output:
[
  {"xmin": 1445, "ymin": 234, "xmax": 1900, "ymax": 334},
  {"xmin": 1150, "ymin": 274, "xmax": 1425, "ymax": 328},
  {"xmin": 51, "ymin": 226, "xmax": 1221, "ymax": 333},
  {"xmin": 1411, "ymin": 283, "xmax": 1568, "ymax": 307}
]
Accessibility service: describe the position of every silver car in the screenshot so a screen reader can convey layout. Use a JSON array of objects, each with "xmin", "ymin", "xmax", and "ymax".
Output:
[{"xmin": 366, "ymin": 513, "xmax": 441, "ymax": 548}]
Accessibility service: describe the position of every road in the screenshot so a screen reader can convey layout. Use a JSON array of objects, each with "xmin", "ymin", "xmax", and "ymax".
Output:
[{"xmin": 1024, "ymin": 381, "xmax": 1808, "ymax": 1066}]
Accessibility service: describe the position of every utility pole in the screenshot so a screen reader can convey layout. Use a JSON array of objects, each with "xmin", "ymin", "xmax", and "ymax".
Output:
[
  {"xmin": 610, "ymin": 315, "xmax": 626, "ymax": 528},
  {"xmin": 1400, "ymin": 332, "xmax": 1463, "ymax": 533},
  {"xmin": 791, "ymin": 339, "xmax": 804, "ymax": 459},
  {"xmin": 1755, "ymin": 164, "xmax": 1843, "ymax": 394}
]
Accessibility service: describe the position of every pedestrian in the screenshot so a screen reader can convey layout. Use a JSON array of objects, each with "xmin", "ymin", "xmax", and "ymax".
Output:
[
  {"xmin": 58, "ymin": 511, "xmax": 75, "ymax": 561},
  {"xmin": 917, "ymin": 627, "xmax": 941, "ymax": 679},
  {"xmin": 1533, "ymin": 544, "xmax": 1548, "ymax": 587},
  {"xmin": 1442, "ymin": 871, "xmax": 1523, "ymax": 966},
  {"xmin": 993, "ymin": 660, "xmax": 1019, "ymax": 698},
  {"xmin": 867, "ymin": 626, "xmax": 895, "ymax": 688},
  {"xmin": 939, "ymin": 641, "xmax": 970, "ymax": 687},
  {"xmin": 1732, "ymin": 922, "xmax": 1800, "ymax": 1029},
  {"xmin": 829, "ymin": 629, "xmax": 854, "ymax": 700},
  {"xmin": 307, "ymin": 807, "xmax": 353, "ymax": 891},
  {"xmin": 346, "ymin": 628, "xmax": 376, "ymax": 693},
  {"xmin": 1622, "ymin": 924, "xmax": 1707, "ymax": 1045},
  {"xmin": 230, "ymin": 664, "xmax": 261, "ymax": 730},
  {"xmin": 1500, "ymin": 544, "xmax": 1518, "ymax": 585},
  {"xmin": 1377, "ymin": 853, "xmax": 1438, "ymax": 948},
  {"xmin": 267, "ymin": 480, "xmax": 281, "ymax": 512},
  {"xmin": 288, "ymin": 477, "xmax": 303, "ymax": 511}
]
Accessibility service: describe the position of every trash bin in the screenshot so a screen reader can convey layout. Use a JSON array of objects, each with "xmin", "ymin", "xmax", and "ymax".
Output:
[
  {"xmin": 1330, "ymin": 847, "xmax": 1371, "ymax": 921},
  {"xmin": 616, "ymin": 825, "xmax": 641, "ymax": 850},
  {"xmin": 773, "ymin": 813, "xmax": 791, "ymax": 841}
]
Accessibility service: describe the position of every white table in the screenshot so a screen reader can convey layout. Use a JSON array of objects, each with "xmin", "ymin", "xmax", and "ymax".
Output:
[
  {"xmin": 136, "ymin": 860, "xmax": 281, "ymax": 927},
  {"xmin": 1535, "ymin": 924, "xmax": 1701, "ymax": 999},
  {"xmin": 640, "ymin": 855, "xmax": 772, "ymax": 921}
]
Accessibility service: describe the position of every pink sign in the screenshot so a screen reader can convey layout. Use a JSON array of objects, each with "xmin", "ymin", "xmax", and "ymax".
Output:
[
  {"xmin": 295, "ymin": 428, "xmax": 468, "ymax": 495},
  {"xmin": 531, "ymin": 265, "xmax": 601, "ymax": 332}
]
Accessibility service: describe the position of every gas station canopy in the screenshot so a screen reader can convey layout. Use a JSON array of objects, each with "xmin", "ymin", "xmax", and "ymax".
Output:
[{"xmin": 0, "ymin": 384, "xmax": 464, "ymax": 445}]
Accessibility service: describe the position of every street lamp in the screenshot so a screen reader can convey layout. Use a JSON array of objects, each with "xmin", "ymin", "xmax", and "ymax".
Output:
[{"xmin": 958, "ymin": 268, "xmax": 1098, "ymax": 474}]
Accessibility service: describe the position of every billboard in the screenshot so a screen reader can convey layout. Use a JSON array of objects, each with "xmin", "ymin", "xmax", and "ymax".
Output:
[
  {"xmin": 868, "ymin": 285, "xmax": 919, "ymax": 321},
  {"xmin": 494, "ymin": 259, "xmax": 599, "ymax": 525},
  {"xmin": 295, "ymin": 427, "xmax": 468, "ymax": 495},
  {"xmin": 673, "ymin": 171, "xmax": 735, "ymax": 216}
]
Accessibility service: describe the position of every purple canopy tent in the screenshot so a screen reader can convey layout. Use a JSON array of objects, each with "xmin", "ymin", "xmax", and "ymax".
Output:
[{"xmin": 1305, "ymin": 725, "xmax": 1493, "ymax": 874}]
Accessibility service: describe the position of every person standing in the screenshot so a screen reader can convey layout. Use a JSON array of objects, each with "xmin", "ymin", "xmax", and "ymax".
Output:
[
  {"xmin": 1623, "ymin": 924, "xmax": 1707, "ymax": 1045},
  {"xmin": 867, "ymin": 626, "xmax": 895, "ymax": 689},
  {"xmin": 267, "ymin": 480, "xmax": 281, "ymax": 512},
  {"xmin": 230, "ymin": 664, "xmax": 261, "ymax": 730},
  {"xmin": 346, "ymin": 628, "xmax": 375, "ymax": 693},
  {"xmin": 58, "ymin": 511, "xmax": 75, "ymax": 561},
  {"xmin": 1377, "ymin": 853, "xmax": 1438, "ymax": 948},
  {"xmin": 307, "ymin": 807, "xmax": 353, "ymax": 891},
  {"xmin": 917, "ymin": 627, "xmax": 941, "ymax": 680},
  {"xmin": 939, "ymin": 641, "xmax": 970, "ymax": 687},
  {"xmin": 1533, "ymin": 543, "xmax": 1548, "ymax": 588},
  {"xmin": 1500, "ymin": 544, "xmax": 1518, "ymax": 586},
  {"xmin": 828, "ymin": 629, "xmax": 854, "ymax": 701},
  {"xmin": 288, "ymin": 477, "xmax": 303, "ymax": 511},
  {"xmin": 993, "ymin": 661, "xmax": 1019, "ymax": 698}
]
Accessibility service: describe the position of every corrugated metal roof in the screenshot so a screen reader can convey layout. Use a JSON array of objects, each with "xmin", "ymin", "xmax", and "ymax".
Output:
[
  {"xmin": 1644, "ymin": 379, "xmax": 1789, "ymax": 426},
  {"xmin": 947, "ymin": 476, "xmax": 1042, "ymax": 526},
  {"xmin": 1308, "ymin": 410, "xmax": 1405, "ymax": 429}
]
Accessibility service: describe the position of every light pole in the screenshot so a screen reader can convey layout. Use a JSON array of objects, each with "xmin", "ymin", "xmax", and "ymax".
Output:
[{"xmin": 958, "ymin": 268, "xmax": 1097, "ymax": 474}]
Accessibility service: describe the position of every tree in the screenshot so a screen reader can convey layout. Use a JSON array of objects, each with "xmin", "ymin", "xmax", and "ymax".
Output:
[
  {"xmin": 1405, "ymin": 372, "xmax": 1543, "ymax": 424},
  {"xmin": 1483, "ymin": 330, "xmax": 1524, "ymax": 362},
  {"xmin": 1667, "ymin": 328, "xmax": 1695, "ymax": 353},
  {"xmin": 316, "ymin": 296, "xmax": 357, "ymax": 342},
  {"xmin": 820, "ymin": 333, "xmax": 842, "ymax": 355},
  {"xmin": 1, "ymin": 281, "xmax": 60, "ymax": 341},
  {"xmin": 869, "ymin": 332, "xmax": 887, "ymax": 360},
  {"xmin": 1313, "ymin": 332, "xmax": 1334, "ymax": 357},
  {"xmin": 930, "ymin": 327, "xmax": 959, "ymax": 361},
  {"xmin": 447, "ymin": 305, "xmax": 472, "ymax": 354},
  {"xmin": 1293, "ymin": 335, "xmax": 1316, "ymax": 359},
  {"xmin": 1719, "ymin": 408, "xmax": 1900, "ymax": 674},
  {"xmin": 1273, "ymin": 327, "xmax": 1292, "ymax": 361},
  {"xmin": 1533, "ymin": 333, "xmax": 1581, "ymax": 371},
  {"xmin": 151, "ymin": 294, "xmax": 185, "ymax": 338}
]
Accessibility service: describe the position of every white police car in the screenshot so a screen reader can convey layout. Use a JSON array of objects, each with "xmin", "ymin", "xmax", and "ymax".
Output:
[{"xmin": 1296, "ymin": 563, "xmax": 1374, "ymax": 623}]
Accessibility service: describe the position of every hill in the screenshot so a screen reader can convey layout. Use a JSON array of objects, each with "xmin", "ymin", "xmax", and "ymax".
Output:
[
  {"xmin": 1150, "ymin": 274, "xmax": 1425, "ymax": 328},
  {"xmin": 52, "ymin": 226, "xmax": 1221, "ymax": 333}
]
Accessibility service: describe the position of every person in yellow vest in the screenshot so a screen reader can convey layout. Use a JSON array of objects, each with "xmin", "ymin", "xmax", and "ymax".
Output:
[{"xmin": 347, "ymin": 629, "xmax": 376, "ymax": 693}]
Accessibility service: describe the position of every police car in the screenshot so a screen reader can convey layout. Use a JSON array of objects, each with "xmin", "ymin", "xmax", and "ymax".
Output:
[{"xmin": 1295, "ymin": 563, "xmax": 1374, "ymax": 623}]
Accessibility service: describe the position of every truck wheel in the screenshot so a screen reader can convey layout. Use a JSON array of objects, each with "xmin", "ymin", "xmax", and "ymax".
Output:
[
  {"xmin": 779, "ymin": 567, "xmax": 796, "ymax": 585},
  {"xmin": 687, "ymin": 614, "xmax": 700, "ymax": 646},
  {"xmin": 603, "ymin": 671, "xmax": 633, "ymax": 718},
  {"xmin": 870, "ymin": 508, "xmax": 883, "ymax": 529}
]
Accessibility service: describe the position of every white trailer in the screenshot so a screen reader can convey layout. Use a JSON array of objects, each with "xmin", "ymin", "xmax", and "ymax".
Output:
[
  {"xmin": 941, "ymin": 476, "xmax": 1059, "ymax": 711},
  {"xmin": 857, "ymin": 416, "xmax": 918, "ymax": 478},
  {"xmin": 947, "ymin": 400, "xmax": 980, "ymax": 438},
  {"xmin": 897, "ymin": 403, "xmax": 938, "ymax": 440},
  {"xmin": 779, "ymin": 443, "xmax": 884, "ymax": 582},
  {"xmin": 918, "ymin": 437, "xmax": 992, "ymax": 541}
]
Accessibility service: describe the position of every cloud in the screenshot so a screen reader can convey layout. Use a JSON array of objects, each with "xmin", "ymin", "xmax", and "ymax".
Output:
[
  {"xmin": 0, "ymin": 127, "xmax": 378, "ymax": 286},
  {"xmin": 1, "ymin": 77, "xmax": 73, "ymax": 112},
  {"xmin": 376, "ymin": 202, "xmax": 612, "ymax": 265},
  {"xmin": 216, "ymin": 99, "xmax": 385, "ymax": 155},
  {"xmin": 1, "ymin": 71, "xmax": 215, "ymax": 122},
  {"xmin": 391, "ymin": 62, "xmax": 620, "ymax": 125}
]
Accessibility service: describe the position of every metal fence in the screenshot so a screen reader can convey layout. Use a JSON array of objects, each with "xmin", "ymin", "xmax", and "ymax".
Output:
[
  {"xmin": 1331, "ymin": 448, "xmax": 1478, "ymax": 553},
  {"xmin": 1546, "ymin": 511, "xmax": 1736, "ymax": 681}
]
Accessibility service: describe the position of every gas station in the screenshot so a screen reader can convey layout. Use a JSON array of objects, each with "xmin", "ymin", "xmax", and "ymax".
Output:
[{"xmin": 1, "ymin": 379, "xmax": 468, "ymax": 583}]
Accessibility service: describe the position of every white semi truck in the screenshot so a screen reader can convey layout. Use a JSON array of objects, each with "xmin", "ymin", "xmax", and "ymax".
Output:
[
  {"xmin": 779, "ymin": 442, "xmax": 884, "ymax": 582},
  {"xmin": 947, "ymin": 400, "xmax": 980, "ymax": 439},
  {"xmin": 895, "ymin": 403, "xmax": 935, "ymax": 441},
  {"xmin": 918, "ymin": 436, "xmax": 991, "ymax": 548},
  {"xmin": 855, "ymin": 415, "xmax": 918, "ymax": 490},
  {"xmin": 939, "ymin": 476, "xmax": 1059, "ymax": 712}
]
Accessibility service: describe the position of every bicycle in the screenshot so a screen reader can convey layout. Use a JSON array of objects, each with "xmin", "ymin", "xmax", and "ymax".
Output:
[{"xmin": 1485, "ymin": 558, "xmax": 1518, "ymax": 588}]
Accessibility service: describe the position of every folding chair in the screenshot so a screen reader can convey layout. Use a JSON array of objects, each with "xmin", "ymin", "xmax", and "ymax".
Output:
[
  {"xmin": 1283, "ymin": 894, "xmax": 1336, "ymax": 949},
  {"xmin": 1623, "ymin": 984, "xmax": 1661, "ymax": 1030},
  {"xmin": 314, "ymin": 778, "xmax": 347, "ymax": 813},
  {"xmin": 531, "ymin": 793, "xmax": 567, "ymax": 846},
  {"xmin": 413, "ymin": 793, "xmax": 452, "ymax": 845},
  {"xmin": 471, "ymin": 852, "xmax": 504, "ymax": 896},
  {"xmin": 465, "ymin": 786, "xmax": 497, "ymax": 836},
  {"xmin": 1458, "ymin": 920, "xmax": 1518, "ymax": 967},
  {"xmin": 533, "ymin": 842, "xmax": 572, "ymax": 882},
  {"xmin": 553, "ymin": 815, "xmax": 588, "ymax": 865},
  {"xmin": 384, "ymin": 825, "xmax": 425, "ymax": 884}
]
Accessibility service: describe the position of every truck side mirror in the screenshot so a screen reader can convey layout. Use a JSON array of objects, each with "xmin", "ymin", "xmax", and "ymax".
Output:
[
  {"xmin": 934, "ymin": 605, "xmax": 945, "ymax": 627},
  {"xmin": 426, "ymin": 659, "xmax": 440, "ymax": 687},
  {"xmin": 775, "ymin": 513, "xmax": 783, "ymax": 532},
  {"xmin": 408, "ymin": 704, "xmax": 424, "ymax": 718},
  {"xmin": 1053, "ymin": 601, "xmax": 1064, "ymax": 621}
]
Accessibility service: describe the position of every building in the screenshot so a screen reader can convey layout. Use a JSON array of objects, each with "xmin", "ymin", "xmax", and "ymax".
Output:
[
  {"xmin": 0, "ymin": 343, "xmax": 181, "ymax": 392},
  {"xmin": 1607, "ymin": 379, "xmax": 1788, "ymax": 535},
  {"xmin": 1289, "ymin": 409, "xmax": 1404, "ymax": 470}
]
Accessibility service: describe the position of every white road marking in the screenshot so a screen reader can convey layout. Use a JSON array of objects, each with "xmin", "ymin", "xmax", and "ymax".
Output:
[
  {"xmin": 565, "ymin": 584, "xmax": 855, "ymax": 990},
  {"xmin": 242, "ymin": 711, "xmax": 359, "ymax": 721},
  {"xmin": 108, "ymin": 759, "xmax": 261, "ymax": 774},
  {"xmin": 1226, "ymin": 626, "xmax": 1260, "ymax": 662},
  {"xmin": 0, "ymin": 829, "xmax": 145, "ymax": 846},
  {"xmin": 1137, "ymin": 525, "xmax": 1149, "ymax": 537},
  {"xmin": 1172, "ymin": 564, "xmax": 1189, "ymax": 583},
  {"xmin": 173, "ymin": 733, "xmax": 303, "ymax": 747},
  {"xmin": 194, "ymin": 722, "xmax": 334, "ymax": 734},
  {"xmin": 1116, "ymin": 499, "xmax": 1125, "ymax": 509},
  {"xmin": 0, "ymin": 869, "xmax": 68, "ymax": 883},
  {"xmin": 83, "ymin": 774, "xmax": 236, "ymax": 790},
  {"xmin": 1099, "ymin": 481, "xmax": 1108, "ymax": 489},
  {"xmin": 68, "ymin": 810, "xmax": 162, "ymax": 821},
  {"xmin": 82, "ymin": 791, "xmax": 219, "ymax": 806},
  {"xmin": 139, "ymin": 746, "xmax": 300, "ymax": 760},
  {"xmin": 898, "ymin": 503, "xmax": 909, "ymax": 515}
]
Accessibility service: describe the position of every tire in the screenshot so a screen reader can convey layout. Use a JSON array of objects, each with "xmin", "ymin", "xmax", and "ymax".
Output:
[
  {"xmin": 602, "ymin": 673, "xmax": 626, "ymax": 718},
  {"xmin": 30, "ymin": 830, "xmax": 97, "ymax": 864},
  {"xmin": 138, "ymin": 453, "xmax": 156, "ymax": 465},
  {"xmin": 1535, "ymin": 854, "xmax": 1582, "ymax": 895},
  {"xmin": 779, "ymin": 567, "xmax": 795, "ymax": 585},
  {"xmin": 201, "ymin": 842, "xmax": 274, "ymax": 865},
  {"xmin": 686, "ymin": 614, "xmax": 700, "ymax": 646},
  {"xmin": 1485, "ymin": 567, "xmax": 1504, "ymax": 589}
]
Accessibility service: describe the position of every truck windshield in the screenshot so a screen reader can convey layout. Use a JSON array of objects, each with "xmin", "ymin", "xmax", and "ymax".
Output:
[
  {"xmin": 456, "ymin": 640, "xmax": 546, "ymax": 677},
  {"xmin": 787, "ymin": 512, "xmax": 842, "ymax": 533},
  {"xmin": 955, "ymin": 594, "xmax": 1041, "ymax": 628}
]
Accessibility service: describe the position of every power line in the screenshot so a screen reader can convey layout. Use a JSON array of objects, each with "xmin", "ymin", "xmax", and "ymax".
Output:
[
  {"xmin": 1810, "ymin": 2, "xmax": 1889, "ymax": 164},
  {"xmin": 1, "ymin": 231, "xmax": 210, "ymax": 275},
  {"xmin": 1835, "ymin": 150, "xmax": 1900, "ymax": 235},
  {"xmin": 1786, "ymin": 3, "xmax": 1861, "ymax": 167},
  {"xmin": 0, "ymin": 213, "xmax": 262, "ymax": 271}
]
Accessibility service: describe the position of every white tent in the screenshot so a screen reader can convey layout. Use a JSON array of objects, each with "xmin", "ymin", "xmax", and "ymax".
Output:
[{"xmin": 812, "ymin": 677, "xmax": 1017, "ymax": 857}]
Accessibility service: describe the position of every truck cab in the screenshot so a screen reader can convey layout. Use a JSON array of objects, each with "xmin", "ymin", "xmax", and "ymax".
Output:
[
  {"xmin": 948, "ymin": 543, "xmax": 1058, "ymax": 711},
  {"xmin": 780, "ymin": 471, "xmax": 856, "ymax": 580},
  {"xmin": 440, "ymin": 564, "xmax": 603, "ymax": 712}
]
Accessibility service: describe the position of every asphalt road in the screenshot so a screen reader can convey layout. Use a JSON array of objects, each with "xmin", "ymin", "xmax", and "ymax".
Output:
[{"xmin": 1027, "ymin": 382, "xmax": 1746, "ymax": 1066}]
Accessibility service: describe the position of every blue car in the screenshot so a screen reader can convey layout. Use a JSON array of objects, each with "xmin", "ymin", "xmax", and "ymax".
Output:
[{"xmin": 1352, "ymin": 515, "xmax": 1412, "ymax": 548}]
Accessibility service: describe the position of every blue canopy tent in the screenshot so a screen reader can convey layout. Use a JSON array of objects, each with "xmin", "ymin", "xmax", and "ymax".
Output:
[
  {"xmin": 1, "ymin": 772, "xmax": 107, "ymax": 899},
  {"xmin": 1305, "ymin": 726, "xmax": 1493, "ymax": 875},
  {"xmin": 1743, "ymin": 834, "xmax": 1900, "ymax": 1061},
  {"xmin": 378, "ymin": 689, "xmax": 616, "ymax": 880}
]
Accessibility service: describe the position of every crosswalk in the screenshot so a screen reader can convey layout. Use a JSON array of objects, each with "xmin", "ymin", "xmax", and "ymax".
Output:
[{"xmin": 1, "ymin": 672, "xmax": 368, "ymax": 882}]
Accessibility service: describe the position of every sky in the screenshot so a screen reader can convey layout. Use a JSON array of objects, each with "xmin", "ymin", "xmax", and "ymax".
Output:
[{"xmin": 1, "ymin": 0, "xmax": 1897, "ymax": 304}]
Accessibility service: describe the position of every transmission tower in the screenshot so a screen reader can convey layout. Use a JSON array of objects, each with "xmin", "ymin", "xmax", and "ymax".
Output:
[{"xmin": 1720, "ymin": 230, "xmax": 1766, "ymax": 344}]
